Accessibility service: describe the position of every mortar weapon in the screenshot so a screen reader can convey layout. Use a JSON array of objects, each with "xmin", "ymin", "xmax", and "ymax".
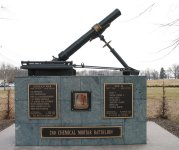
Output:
[{"xmin": 21, "ymin": 9, "xmax": 139, "ymax": 76}]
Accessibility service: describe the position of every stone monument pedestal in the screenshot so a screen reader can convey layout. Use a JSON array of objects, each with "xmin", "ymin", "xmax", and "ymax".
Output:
[{"xmin": 15, "ymin": 76, "xmax": 146, "ymax": 146}]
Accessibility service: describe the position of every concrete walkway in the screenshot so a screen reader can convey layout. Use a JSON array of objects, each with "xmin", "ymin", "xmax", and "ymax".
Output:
[{"xmin": 0, "ymin": 122, "xmax": 179, "ymax": 150}]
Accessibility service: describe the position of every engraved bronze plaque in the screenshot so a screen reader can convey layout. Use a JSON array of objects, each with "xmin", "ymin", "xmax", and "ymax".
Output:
[
  {"xmin": 28, "ymin": 83, "xmax": 57, "ymax": 119},
  {"xmin": 71, "ymin": 91, "xmax": 91, "ymax": 111},
  {"xmin": 41, "ymin": 126, "xmax": 122, "ymax": 138},
  {"xmin": 104, "ymin": 83, "xmax": 133, "ymax": 118}
]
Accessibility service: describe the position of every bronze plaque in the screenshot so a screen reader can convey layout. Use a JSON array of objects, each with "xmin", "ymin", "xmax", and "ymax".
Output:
[
  {"xmin": 28, "ymin": 83, "xmax": 57, "ymax": 119},
  {"xmin": 41, "ymin": 126, "xmax": 122, "ymax": 138},
  {"xmin": 104, "ymin": 83, "xmax": 133, "ymax": 118},
  {"xmin": 71, "ymin": 91, "xmax": 91, "ymax": 111}
]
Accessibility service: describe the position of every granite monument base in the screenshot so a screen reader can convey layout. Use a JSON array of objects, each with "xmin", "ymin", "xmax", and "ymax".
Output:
[{"xmin": 15, "ymin": 76, "xmax": 146, "ymax": 146}]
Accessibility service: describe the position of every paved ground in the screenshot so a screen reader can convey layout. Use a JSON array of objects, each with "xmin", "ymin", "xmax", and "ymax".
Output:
[{"xmin": 0, "ymin": 121, "xmax": 179, "ymax": 150}]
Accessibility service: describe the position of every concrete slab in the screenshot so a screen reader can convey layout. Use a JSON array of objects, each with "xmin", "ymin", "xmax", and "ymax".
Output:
[{"xmin": 0, "ymin": 121, "xmax": 179, "ymax": 150}]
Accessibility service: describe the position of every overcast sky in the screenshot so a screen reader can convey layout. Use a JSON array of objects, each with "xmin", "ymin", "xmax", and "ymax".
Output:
[{"xmin": 0, "ymin": 0, "xmax": 179, "ymax": 71}]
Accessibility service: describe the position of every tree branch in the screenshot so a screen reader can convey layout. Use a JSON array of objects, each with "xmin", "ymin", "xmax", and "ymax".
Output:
[
  {"xmin": 159, "ymin": 19, "xmax": 179, "ymax": 27},
  {"xmin": 129, "ymin": 3, "xmax": 156, "ymax": 21},
  {"xmin": 154, "ymin": 38, "xmax": 179, "ymax": 61}
]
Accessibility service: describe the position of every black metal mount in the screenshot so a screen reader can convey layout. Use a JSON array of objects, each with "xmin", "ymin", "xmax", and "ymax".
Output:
[
  {"xmin": 21, "ymin": 61, "xmax": 138, "ymax": 76},
  {"xmin": 97, "ymin": 34, "xmax": 139, "ymax": 75},
  {"xmin": 21, "ymin": 61, "xmax": 76, "ymax": 76}
]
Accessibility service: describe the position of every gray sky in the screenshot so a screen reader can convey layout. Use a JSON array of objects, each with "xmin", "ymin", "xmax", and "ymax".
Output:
[{"xmin": 0, "ymin": 0, "xmax": 179, "ymax": 71}]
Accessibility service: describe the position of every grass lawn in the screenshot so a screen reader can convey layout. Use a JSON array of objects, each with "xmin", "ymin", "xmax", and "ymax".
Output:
[
  {"xmin": 147, "ymin": 87, "xmax": 179, "ymax": 101},
  {"xmin": 147, "ymin": 79, "xmax": 179, "ymax": 122},
  {"xmin": 147, "ymin": 79, "xmax": 179, "ymax": 86},
  {"xmin": 147, "ymin": 79, "xmax": 179, "ymax": 101}
]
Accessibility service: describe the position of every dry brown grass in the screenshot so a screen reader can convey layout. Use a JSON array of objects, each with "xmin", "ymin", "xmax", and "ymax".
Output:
[
  {"xmin": 147, "ymin": 79, "xmax": 179, "ymax": 86},
  {"xmin": 147, "ymin": 79, "xmax": 179, "ymax": 123},
  {"xmin": 0, "ymin": 89, "xmax": 15, "ymax": 120}
]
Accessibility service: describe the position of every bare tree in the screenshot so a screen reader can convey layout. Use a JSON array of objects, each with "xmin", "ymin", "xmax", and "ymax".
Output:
[
  {"xmin": 0, "ymin": 63, "xmax": 28, "ymax": 83},
  {"xmin": 0, "ymin": 63, "xmax": 16, "ymax": 82},
  {"xmin": 151, "ymin": 70, "xmax": 159, "ymax": 80},
  {"xmin": 168, "ymin": 64, "xmax": 179, "ymax": 79},
  {"xmin": 166, "ymin": 69, "xmax": 172, "ymax": 79},
  {"xmin": 140, "ymin": 69, "xmax": 159, "ymax": 80},
  {"xmin": 144, "ymin": 69, "xmax": 152, "ymax": 80},
  {"xmin": 155, "ymin": 3, "xmax": 179, "ymax": 59},
  {"xmin": 133, "ymin": 2, "xmax": 179, "ymax": 60},
  {"xmin": 160, "ymin": 80, "xmax": 168, "ymax": 119}
]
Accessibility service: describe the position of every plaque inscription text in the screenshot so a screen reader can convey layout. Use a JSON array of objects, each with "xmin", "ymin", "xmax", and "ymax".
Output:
[
  {"xmin": 41, "ymin": 126, "xmax": 122, "ymax": 138},
  {"xmin": 104, "ymin": 83, "xmax": 133, "ymax": 118},
  {"xmin": 28, "ymin": 83, "xmax": 57, "ymax": 119}
]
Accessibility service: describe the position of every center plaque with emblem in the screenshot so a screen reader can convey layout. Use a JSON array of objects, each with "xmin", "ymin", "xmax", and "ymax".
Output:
[
  {"xmin": 28, "ymin": 83, "xmax": 57, "ymax": 119},
  {"xmin": 104, "ymin": 83, "xmax": 133, "ymax": 118},
  {"xmin": 71, "ymin": 91, "xmax": 91, "ymax": 111}
]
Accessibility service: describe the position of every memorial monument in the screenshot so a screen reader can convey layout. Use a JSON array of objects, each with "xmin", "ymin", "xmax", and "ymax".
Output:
[{"xmin": 15, "ymin": 9, "xmax": 146, "ymax": 146}]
